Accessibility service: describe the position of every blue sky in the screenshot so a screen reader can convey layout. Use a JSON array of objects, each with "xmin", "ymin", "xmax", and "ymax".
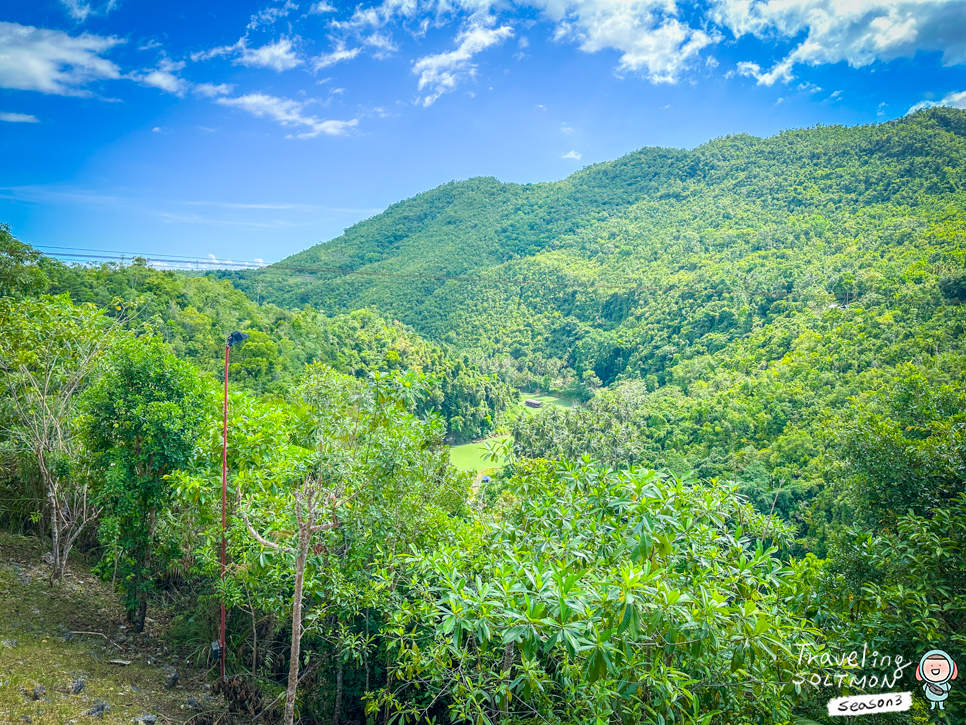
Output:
[{"xmin": 1, "ymin": 0, "xmax": 965, "ymax": 267}]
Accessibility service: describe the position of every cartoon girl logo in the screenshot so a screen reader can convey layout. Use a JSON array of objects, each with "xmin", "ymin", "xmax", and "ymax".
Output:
[{"xmin": 916, "ymin": 649, "xmax": 958, "ymax": 711}]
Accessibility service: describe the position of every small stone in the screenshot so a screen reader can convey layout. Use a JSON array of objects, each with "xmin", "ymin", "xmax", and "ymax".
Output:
[
  {"xmin": 130, "ymin": 684, "xmax": 143, "ymax": 694},
  {"xmin": 87, "ymin": 700, "xmax": 111, "ymax": 718},
  {"xmin": 19, "ymin": 716, "xmax": 31, "ymax": 724},
  {"xmin": 70, "ymin": 678, "xmax": 86, "ymax": 694},
  {"xmin": 31, "ymin": 685, "xmax": 45, "ymax": 700},
  {"xmin": 185, "ymin": 696, "xmax": 203, "ymax": 711},
  {"xmin": 132, "ymin": 715, "xmax": 157, "ymax": 725},
  {"xmin": 1, "ymin": 639, "xmax": 17, "ymax": 648},
  {"xmin": 164, "ymin": 669, "xmax": 179, "ymax": 688},
  {"xmin": 112, "ymin": 632, "xmax": 127, "ymax": 644},
  {"xmin": 42, "ymin": 552, "xmax": 55, "ymax": 566},
  {"xmin": 62, "ymin": 631, "xmax": 75, "ymax": 642}
]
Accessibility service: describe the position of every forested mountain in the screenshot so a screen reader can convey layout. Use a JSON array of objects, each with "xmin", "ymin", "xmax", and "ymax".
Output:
[{"xmin": 221, "ymin": 108, "xmax": 966, "ymax": 547}]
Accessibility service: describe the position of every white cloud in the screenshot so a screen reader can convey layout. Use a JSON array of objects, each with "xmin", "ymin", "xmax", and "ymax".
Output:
[
  {"xmin": 216, "ymin": 92, "xmax": 358, "ymax": 137},
  {"xmin": 540, "ymin": 1, "xmax": 717, "ymax": 83},
  {"xmin": 336, "ymin": 1, "xmax": 719, "ymax": 84},
  {"xmin": 59, "ymin": 0, "xmax": 119, "ymax": 23},
  {"xmin": 151, "ymin": 126, "xmax": 167, "ymax": 133},
  {"xmin": 735, "ymin": 57, "xmax": 794, "ymax": 86},
  {"xmin": 562, "ymin": 150, "xmax": 581, "ymax": 160},
  {"xmin": 134, "ymin": 57, "xmax": 188, "ymax": 95},
  {"xmin": 0, "ymin": 22, "xmax": 123, "ymax": 96},
  {"xmin": 61, "ymin": 0, "xmax": 93, "ymax": 22},
  {"xmin": 193, "ymin": 82, "xmax": 235, "ymax": 97},
  {"xmin": 712, "ymin": 0, "xmax": 966, "ymax": 85},
  {"xmin": 908, "ymin": 89, "xmax": 966, "ymax": 113},
  {"xmin": 561, "ymin": 124, "xmax": 573, "ymax": 133},
  {"xmin": 0, "ymin": 112, "xmax": 40, "ymax": 123},
  {"xmin": 413, "ymin": 20, "xmax": 513, "ymax": 106},
  {"xmin": 193, "ymin": 36, "xmax": 302, "ymax": 72},
  {"xmin": 239, "ymin": 36, "xmax": 302, "ymax": 70},
  {"xmin": 308, "ymin": 1, "xmax": 336, "ymax": 13},
  {"xmin": 249, "ymin": 1, "xmax": 299, "ymax": 29},
  {"xmin": 313, "ymin": 42, "xmax": 363, "ymax": 70}
]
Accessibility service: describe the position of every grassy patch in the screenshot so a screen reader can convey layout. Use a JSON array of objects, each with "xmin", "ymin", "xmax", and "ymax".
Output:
[
  {"xmin": 449, "ymin": 435, "xmax": 509, "ymax": 472},
  {"xmin": 517, "ymin": 393, "xmax": 574, "ymax": 414},
  {"xmin": 448, "ymin": 393, "xmax": 574, "ymax": 471}
]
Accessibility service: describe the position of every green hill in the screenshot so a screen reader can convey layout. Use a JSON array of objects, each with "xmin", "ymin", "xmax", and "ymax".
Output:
[{"xmin": 218, "ymin": 108, "xmax": 966, "ymax": 546}]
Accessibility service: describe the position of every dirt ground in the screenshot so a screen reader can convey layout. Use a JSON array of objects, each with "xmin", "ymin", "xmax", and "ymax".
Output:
[{"xmin": 0, "ymin": 531, "xmax": 232, "ymax": 724}]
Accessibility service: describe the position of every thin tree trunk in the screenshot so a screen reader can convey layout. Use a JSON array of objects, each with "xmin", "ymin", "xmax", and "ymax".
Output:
[
  {"xmin": 284, "ymin": 520, "xmax": 311, "ymax": 725},
  {"xmin": 133, "ymin": 505, "xmax": 157, "ymax": 633},
  {"xmin": 364, "ymin": 609, "xmax": 370, "ymax": 694},
  {"xmin": 333, "ymin": 637, "xmax": 343, "ymax": 725},
  {"xmin": 500, "ymin": 642, "xmax": 514, "ymax": 721},
  {"xmin": 48, "ymin": 488, "xmax": 61, "ymax": 583}
]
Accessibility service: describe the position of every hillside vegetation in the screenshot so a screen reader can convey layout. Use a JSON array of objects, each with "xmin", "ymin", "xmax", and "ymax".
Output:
[
  {"xmin": 225, "ymin": 108, "xmax": 966, "ymax": 545},
  {"xmin": 0, "ymin": 109, "xmax": 964, "ymax": 724}
]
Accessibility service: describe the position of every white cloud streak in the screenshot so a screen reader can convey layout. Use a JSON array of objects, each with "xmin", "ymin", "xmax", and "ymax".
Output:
[
  {"xmin": 0, "ymin": 21, "xmax": 123, "ymax": 96},
  {"xmin": 249, "ymin": 1, "xmax": 299, "ymax": 29},
  {"xmin": 193, "ymin": 82, "xmax": 235, "ymax": 97},
  {"xmin": 193, "ymin": 36, "xmax": 302, "ymax": 72},
  {"xmin": 413, "ymin": 20, "xmax": 513, "ymax": 105},
  {"xmin": 313, "ymin": 42, "xmax": 363, "ymax": 70},
  {"xmin": 0, "ymin": 112, "xmax": 40, "ymax": 123},
  {"xmin": 562, "ymin": 150, "xmax": 582, "ymax": 160},
  {"xmin": 216, "ymin": 92, "xmax": 358, "ymax": 138}
]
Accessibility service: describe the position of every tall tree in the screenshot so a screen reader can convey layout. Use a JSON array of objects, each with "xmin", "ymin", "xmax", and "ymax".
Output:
[
  {"xmin": 0, "ymin": 294, "xmax": 117, "ymax": 580},
  {"xmin": 83, "ymin": 334, "xmax": 209, "ymax": 631}
]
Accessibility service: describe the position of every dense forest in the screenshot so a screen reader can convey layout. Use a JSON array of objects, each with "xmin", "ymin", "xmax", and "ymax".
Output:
[{"xmin": 1, "ymin": 107, "xmax": 964, "ymax": 724}]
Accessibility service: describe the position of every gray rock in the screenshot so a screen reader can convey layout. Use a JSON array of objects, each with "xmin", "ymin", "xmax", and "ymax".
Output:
[
  {"xmin": 19, "ymin": 716, "xmax": 31, "ymax": 724},
  {"xmin": 185, "ymin": 696, "xmax": 203, "ymax": 711},
  {"xmin": 10, "ymin": 562, "xmax": 29, "ymax": 585},
  {"xmin": 30, "ymin": 685, "xmax": 45, "ymax": 700},
  {"xmin": 130, "ymin": 684, "xmax": 143, "ymax": 694},
  {"xmin": 132, "ymin": 715, "xmax": 158, "ymax": 725},
  {"xmin": 70, "ymin": 678, "xmax": 85, "ymax": 694},
  {"xmin": 87, "ymin": 700, "xmax": 111, "ymax": 718},
  {"xmin": 164, "ymin": 669, "xmax": 179, "ymax": 688},
  {"xmin": 1, "ymin": 639, "xmax": 17, "ymax": 649},
  {"xmin": 112, "ymin": 631, "xmax": 127, "ymax": 644},
  {"xmin": 42, "ymin": 552, "xmax": 55, "ymax": 566},
  {"xmin": 61, "ymin": 631, "xmax": 75, "ymax": 642}
]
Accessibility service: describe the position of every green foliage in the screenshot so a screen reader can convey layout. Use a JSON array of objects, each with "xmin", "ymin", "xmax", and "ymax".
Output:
[
  {"xmin": 0, "ymin": 224, "xmax": 50, "ymax": 299},
  {"xmin": 375, "ymin": 459, "xmax": 822, "ymax": 724},
  {"xmin": 0, "ymin": 294, "xmax": 117, "ymax": 576},
  {"xmin": 42, "ymin": 259, "xmax": 511, "ymax": 441},
  {"xmin": 82, "ymin": 334, "xmax": 210, "ymax": 630},
  {"xmin": 840, "ymin": 364, "xmax": 966, "ymax": 528},
  {"xmin": 169, "ymin": 366, "xmax": 472, "ymax": 721}
]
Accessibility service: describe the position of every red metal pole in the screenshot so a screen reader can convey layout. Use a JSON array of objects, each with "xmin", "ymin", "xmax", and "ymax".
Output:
[{"xmin": 221, "ymin": 343, "xmax": 229, "ymax": 681}]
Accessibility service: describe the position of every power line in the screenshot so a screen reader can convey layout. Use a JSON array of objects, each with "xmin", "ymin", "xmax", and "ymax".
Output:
[{"xmin": 37, "ymin": 246, "xmax": 796, "ymax": 297}]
